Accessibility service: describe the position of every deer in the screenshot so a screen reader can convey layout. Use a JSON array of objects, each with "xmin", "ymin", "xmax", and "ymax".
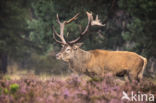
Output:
[{"xmin": 52, "ymin": 12, "xmax": 147, "ymax": 82}]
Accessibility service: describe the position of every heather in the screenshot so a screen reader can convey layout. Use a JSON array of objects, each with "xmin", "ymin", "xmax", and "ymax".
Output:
[{"xmin": 0, "ymin": 74, "xmax": 156, "ymax": 103}]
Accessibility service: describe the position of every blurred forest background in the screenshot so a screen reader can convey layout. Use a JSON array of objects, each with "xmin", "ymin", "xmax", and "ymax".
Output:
[{"xmin": 0, "ymin": 0, "xmax": 156, "ymax": 77}]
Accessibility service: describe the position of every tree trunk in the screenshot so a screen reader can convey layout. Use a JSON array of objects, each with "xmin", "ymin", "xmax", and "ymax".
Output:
[{"xmin": 0, "ymin": 53, "xmax": 8, "ymax": 74}]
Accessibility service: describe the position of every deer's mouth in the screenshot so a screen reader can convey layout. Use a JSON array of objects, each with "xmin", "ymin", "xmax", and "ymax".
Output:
[
  {"xmin": 62, "ymin": 58, "xmax": 70, "ymax": 62},
  {"xmin": 56, "ymin": 56, "xmax": 61, "ymax": 60},
  {"xmin": 56, "ymin": 53, "xmax": 62, "ymax": 60}
]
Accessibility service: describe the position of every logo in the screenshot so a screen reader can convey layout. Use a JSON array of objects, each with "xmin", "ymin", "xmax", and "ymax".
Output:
[{"xmin": 122, "ymin": 91, "xmax": 154, "ymax": 102}]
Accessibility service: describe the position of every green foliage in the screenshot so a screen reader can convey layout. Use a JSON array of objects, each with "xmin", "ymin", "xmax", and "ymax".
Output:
[
  {"xmin": 118, "ymin": 0, "xmax": 156, "ymax": 57},
  {"xmin": 4, "ymin": 88, "xmax": 9, "ymax": 94},
  {"xmin": 24, "ymin": 53, "xmax": 68, "ymax": 74},
  {"xmin": 118, "ymin": 0, "xmax": 154, "ymax": 15},
  {"xmin": 9, "ymin": 83, "xmax": 19, "ymax": 94},
  {"xmin": 122, "ymin": 18, "xmax": 143, "ymax": 43},
  {"xmin": 3, "ymin": 75, "xmax": 11, "ymax": 80},
  {"xmin": 27, "ymin": 0, "xmax": 55, "ymax": 51},
  {"xmin": 0, "ymin": 0, "xmax": 36, "ymax": 61}
]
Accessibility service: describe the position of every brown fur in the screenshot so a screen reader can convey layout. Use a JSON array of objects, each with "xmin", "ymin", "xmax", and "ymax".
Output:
[
  {"xmin": 53, "ymin": 12, "xmax": 147, "ymax": 81},
  {"xmin": 68, "ymin": 49, "xmax": 147, "ymax": 81}
]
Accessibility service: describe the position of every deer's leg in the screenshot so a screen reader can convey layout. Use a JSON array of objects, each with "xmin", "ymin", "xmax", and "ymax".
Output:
[
  {"xmin": 128, "ymin": 71, "xmax": 138, "ymax": 82},
  {"xmin": 124, "ymin": 75, "xmax": 129, "ymax": 82},
  {"xmin": 116, "ymin": 69, "xmax": 129, "ymax": 81}
]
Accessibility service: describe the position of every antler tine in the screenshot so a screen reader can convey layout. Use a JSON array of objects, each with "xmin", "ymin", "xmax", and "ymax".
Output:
[
  {"xmin": 59, "ymin": 23, "xmax": 67, "ymax": 44},
  {"xmin": 53, "ymin": 13, "xmax": 80, "ymax": 45},
  {"xmin": 52, "ymin": 26, "xmax": 61, "ymax": 38},
  {"xmin": 95, "ymin": 15, "xmax": 99, "ymax": 21},
  {"xmin": 53, "ymin": 14, "xmax": 67, "ymax": 44},
  {"xmin": 53, "ymin": 32, "xmax": 65, "ymax": 44},
  {"xmin": 59, "ymin": 13, "xmax": 79, "ymax": 44},
  {"xmin": 64, "ymin": 13, "xmax": 80, "ymax": 24},
  {"xmin": 56, "ymin": 14, "xmax": 61, "ymax": 24},
  {"xmin": 53, "ymin": 12, "xmax": 104, "ymax": 45},
  {"xmin": 68, "ymin": 12, "xmax": 92, "ymax": 44},
  {"xmin": 91, "ymin": 14, "xmax": 105, "ymax": 26},
  {"xmin": 81, "ymin": 12, "xmax": 92, "ymax": 35},
  {"xmin": 52, "ymin": 26, "xmax": 65, "ymax": 44}
]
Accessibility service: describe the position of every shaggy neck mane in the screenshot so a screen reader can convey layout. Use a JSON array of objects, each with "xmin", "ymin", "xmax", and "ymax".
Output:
[{"xmin": 69, "ymin": 49, "xmax": 90, "ymax": 73}]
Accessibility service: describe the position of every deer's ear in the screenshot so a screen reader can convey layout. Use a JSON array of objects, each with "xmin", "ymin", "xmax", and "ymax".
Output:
[{"xmin": 73, "ymin": 43, "xmax": 83, "ymax": 49}]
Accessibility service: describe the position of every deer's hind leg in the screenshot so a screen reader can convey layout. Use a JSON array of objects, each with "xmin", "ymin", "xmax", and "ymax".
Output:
[
  {"xmin": 127, "ymin": 71, "xmax": 139, "ymax": 82},
  {"xmin": 116, "ymin": 70, "xmax": 129, "ymax": 81}
]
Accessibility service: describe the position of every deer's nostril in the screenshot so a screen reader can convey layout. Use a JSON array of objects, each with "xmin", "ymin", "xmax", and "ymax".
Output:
[{"xmin": 56, "ymin": 53, "xmax": 61, "ymax": 59}]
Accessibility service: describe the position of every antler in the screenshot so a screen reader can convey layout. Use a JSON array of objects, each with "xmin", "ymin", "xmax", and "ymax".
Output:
[
  {"xmin": 53, "ymin": 12, "xmax": 104, "ymax": 45},
  {"xmin": 53, "ymin": 13, "xmax": 79, "ymax": 44},
  {"xmin": 68, "ymin": 12, "xmax": 92, "ymax": 44},
  {"xmin": 91, "ymin": 14, "xmax": 105, "ymax": 26},
  {"xmin": 68, "ymin": 12, "xmax": 105, "ymax": 44}
]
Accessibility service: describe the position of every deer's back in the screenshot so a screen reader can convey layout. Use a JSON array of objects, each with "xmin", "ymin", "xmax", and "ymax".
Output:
[{"xmin": 87, "ymin": 49, "xmax": 144, "ymax": 75}]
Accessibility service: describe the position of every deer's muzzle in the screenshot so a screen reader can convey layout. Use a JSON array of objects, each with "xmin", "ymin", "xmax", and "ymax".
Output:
[{"xmin": 56, "ymin": 53, "xmax": 62, "ymax": 60}]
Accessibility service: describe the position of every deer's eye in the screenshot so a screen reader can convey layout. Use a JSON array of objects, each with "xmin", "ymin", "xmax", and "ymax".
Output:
[{"xmin": 66, "ymin": 48, "xmax": 70, "ymax": 52}]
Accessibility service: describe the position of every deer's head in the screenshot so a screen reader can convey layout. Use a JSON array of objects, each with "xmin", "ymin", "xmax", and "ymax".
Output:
[{"xmin": 53, "ymin": 12, "xmax": 104, "ymax": 62}]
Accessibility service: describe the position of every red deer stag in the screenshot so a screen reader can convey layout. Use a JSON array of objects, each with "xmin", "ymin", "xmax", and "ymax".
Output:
[{"xmin": 53, "ymin": 12, "xmax": 147, "ymax": 81}]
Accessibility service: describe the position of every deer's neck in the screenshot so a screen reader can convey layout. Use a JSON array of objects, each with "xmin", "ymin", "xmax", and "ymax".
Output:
[
  {"xmin": 69, "ymin": 49, "xmax": 90, "ymax": 73},
  {"xmin": 74, "ymin": 49, "xmax": 90, "ymax": 61}
]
